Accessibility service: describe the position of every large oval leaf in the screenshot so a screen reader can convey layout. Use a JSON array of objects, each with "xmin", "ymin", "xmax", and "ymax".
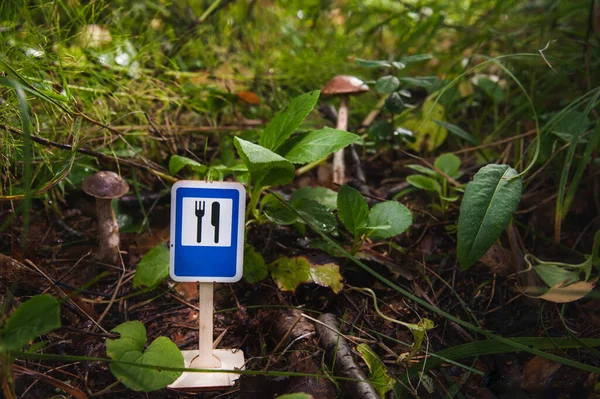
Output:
[
  {"xmin": 106, "ymin": 321, "xmax": 184, "ymax": 391},
  {"xmin": 0, "ymin": 294, "xmax": 60, "ymax": 352},
  {"xmin": 234, "ymin": 137, "xmax": 295, "ymax": 188},
  {"xmin": 282, "ymin": 128, "xmax": 359, "ymax": 164},
  {"xmin": 457, "ymin": 164, "xmax": 522, "ymax": 270},
  {"xmin": 367, "ymin": 201, "xmax": 412, "ymax": 240}
]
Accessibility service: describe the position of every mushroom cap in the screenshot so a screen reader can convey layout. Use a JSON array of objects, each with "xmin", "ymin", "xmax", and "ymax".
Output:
[
  {"xmin": 82, "ymin": 171, "xmax": 129, "ymax": 199},
  {"xmin": 322, "ymin": 75, "xmax": 369, "ymax": 96}
]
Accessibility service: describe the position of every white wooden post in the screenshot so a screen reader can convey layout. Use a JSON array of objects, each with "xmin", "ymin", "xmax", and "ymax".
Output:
[{"xmin": 195, "ymin": 282, "xmax": 221, "ymax": 368}]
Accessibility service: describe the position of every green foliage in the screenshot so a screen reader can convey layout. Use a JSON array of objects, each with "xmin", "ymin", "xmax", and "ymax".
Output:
[
  {"xmin": 457, "ymin": 164, "xmax": 522, "ymax": 270},
  {"xmin": 401, "ymin": 95, "xmax": 448, "ymax": 152},
  {"xmin": 243, "ymin": 244, "xmax": 268, "ymax": 283},
  {"xmin": 290, "ymin": 187, "xmax": 338, "ymax": 210},
  {"xmin": 259, "ymin": 91, "xmax": 320, "ymax": 151},
  {"xmin": 268, "ymin": 256, "xmax": 343, "ymax": 293},
  {"xmin": 356, "ymin": 344, "xmax": 395, "ymax": 398},
  {"xmin": 368, "ymin": 202, "xmax": 413, "ymax": 240},
  {"xmin": 133, "ymin": 243, "xmax": 170, "ymax": 289},
  {"xmin": 405, "ymin": 153, "xmax": 462, "ymax": 215},
  {"xmin": 234, "ymin": 137, "xmax": 296, "ymax": 188},
  {"xmin": 337, "ymin": 185, "xmax": 369, "ymax": 236},
  {"xmin": 281, "ymin": 128, "xmax": 359, "ymax": 164},
  {"xmin": 375, "ymin": 76, "xmax": 400, "ymax": 94},
  {"xmin": 168, "ymin": 155, "xmax": 207, "ymax": 176},
  {"xmin": 338, "ymin": 185, "xmax": 412, "ymax": 253},
  {"xmin": 0, "ymin": 295, "xmax": 60, "ymax": 353},
  {"xmin": 275, "ymin": 394, "xmax": 313, "ymax": 399},
  {"xmin": 106, "ymin": 321, "xmax": 184, "ymax": 392}
]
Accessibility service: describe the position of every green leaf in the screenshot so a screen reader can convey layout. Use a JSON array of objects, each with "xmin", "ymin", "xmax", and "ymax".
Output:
[
  {"xmin": 243, "ymin": 245, "xmax": 268, "ymax": 283},
  {"xmin": 551, "ymin": 110, "xmax": 590, "ymax": 142},
  {"xmin": 434, "ymin": 153, "xmax": 461, "ymax": 177},
  {"xmin": 290, "ymin": 187, "xmax": 338, "ymax": 210},
  {"xmin": 534, "ymin": 265, "xmax": 580, "ymax": 288},
  {"xmin": 433, "ymin": 119, "xmax": 478, "ymax": 145},
  {"xmin": 309, "ymin": 263, "xmax": 344, "ymax": 293},
  {"xmin": 268, "ymin": 257, "xmax": 311, "ymax": 291},
  {"xmin": 368, "ymin": 120, "xmax": 394, "ymax": 141},
  {"xmin": 259, "ymin": 91, "xmax": 320, "ymax": 151},
  {"xmin": 293, "ymin": 198, "xmax": 337, "ymax": 233},
  {"xmin": 356, "ymin": 343, "xmax": 395, "ymax": 398},
  {"xmin": 398, "ymin": 76, "xmax": 436, "ymax": 88},
  {"xmin": 268, "ymin": 256, "xmax": 343, "ymax": 293},
  {"xmin": 0, "ymin": 294, "xmax": 60, "ymax": 352},
  {"xmin": 282, "ymin": 128, "xmax": 359, "ymax": 164},
  {"xmin": 402, "ymin": 95, "xmax": 448, "ymax": 152},
  {"xmin": 399, "ymin": 54, "xmax": 433, "ymax": 63},
  {"xmin": 457, "ymin": 164, "xmax": 522, "ymax": 270},
  {"xmin": 407, "ymin": 175, "xmax": 441, "ymax": 193},
  {"xmin": 355, "ymin": 58, "xmax": 392, "ymax": 68},
  {"xmin": 276, "ymin": 394, "xmax": 314, "ymax": 399},
  {"xmin": 337, "ymin": 185, "xmax": 369, "ymax": 236},
  {"xmin": 375, "ymin": 76, "xmax": 400, "ymax": 94},
  {"xmin": 477, "ymin": 77, "xmax": 504, "ymax": 104},
  {"xmin": 384, "ymin": 92, "xmax": 405, "ymax": 114},
  {"xmin": 234, "ymin": 137, "xmax": 295, "ymax": 188},
  {"xmin": 133, "ymin": 244, "xmax": 170, "ymax": 289},
  {"xmin": 168, "ymin": 155, "xmax": 207, "ymax": 176},
  {"xmin": 367, "ymin": 201, "xmax": 412, "ymax": 240},
  {"xmin": 406, "ymin": 164, "xmax": 437, "ymax": 177},
  {"xmin": 106, "ymin": 321, "xmax": 184, "ymax": 392},
  {"xmin": 262, "ymin": 193, "xmax": 298, "ymax": 225}
]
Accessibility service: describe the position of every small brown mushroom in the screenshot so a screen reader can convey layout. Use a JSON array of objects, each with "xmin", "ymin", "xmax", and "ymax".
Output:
[
  {"xmin": 82, "ymin": 171, "xmax": 129, "ymax": 264},
  {"xmin": 322, "ymin": 75, "xmax": 369, "ymax": 185}
]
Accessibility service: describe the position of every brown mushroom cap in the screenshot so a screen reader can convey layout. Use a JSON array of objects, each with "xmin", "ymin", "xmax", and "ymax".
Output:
[
  {"xmin": 321, "ymin": 75, "xmax": 369, "ymax": 96},
  {"xmin": 82, "ymin": 171, "xmax": 129, "ymax": 199}
]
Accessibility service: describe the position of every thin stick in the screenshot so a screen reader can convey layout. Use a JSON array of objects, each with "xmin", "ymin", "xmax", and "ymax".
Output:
[{"xmin": 196, "ymin": 282, "xmax": 221, "ymax": 368}]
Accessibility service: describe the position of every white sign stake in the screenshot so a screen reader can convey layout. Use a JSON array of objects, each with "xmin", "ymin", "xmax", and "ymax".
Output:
[
  {"xmin": 168, "ymin": 181, "xmax": 246, "ymax": 390},
  {"xmin": 194, "ymin": 282, "xmax": 221, "ymax": 368}
]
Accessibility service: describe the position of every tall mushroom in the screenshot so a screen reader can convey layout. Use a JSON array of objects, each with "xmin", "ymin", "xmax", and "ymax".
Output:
[
  {"xmin": 321, "ymin": 75, "xmax": 369, "ymax": 185},
  {"xmin": 82, "ymin": 171, "xmax": 129, "ymax": 264}
]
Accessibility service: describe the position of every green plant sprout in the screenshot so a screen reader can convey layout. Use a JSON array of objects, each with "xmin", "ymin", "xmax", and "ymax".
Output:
[
  {"xmin": 405, "ymin": 153, "xmax": 463, "ymax": 216},
  {"xmin": 337, "ymin": 185, "xmax": 412, "ymax": 254},
  {"xmin": 350, "ymin": 287, "xmax": 434, "ymax": 361}
]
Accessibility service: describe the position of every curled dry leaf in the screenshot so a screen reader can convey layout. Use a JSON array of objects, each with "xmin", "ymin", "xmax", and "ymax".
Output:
[{"xmin": 522, "ymin": 277, "xmax": 597, "ymax": 303}]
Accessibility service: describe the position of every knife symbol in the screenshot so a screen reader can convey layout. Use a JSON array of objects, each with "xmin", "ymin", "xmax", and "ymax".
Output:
[{"xmin": 211, "ymin": 202, "xmax": 220, "ymax": 243}]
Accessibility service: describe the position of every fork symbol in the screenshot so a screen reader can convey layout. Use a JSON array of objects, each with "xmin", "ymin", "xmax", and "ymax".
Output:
[{"xmin": 195, "ymin": 201, "xmax": 205, "ymax": 243}]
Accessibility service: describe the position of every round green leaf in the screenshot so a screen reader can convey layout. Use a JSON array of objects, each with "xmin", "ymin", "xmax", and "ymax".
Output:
[
  {"xmin": 434, "ymin": 153, "xmax": 461, "ymax": 177},
  {"xmin": 368, "ymin": 201, "xmax": 412, "ymax": 240},
  {"xmin": 106, "ymin": 321, "xmax": 184, "ymax": 392},
  {"xmin": 385, "ymin": 92, "xmax": 405, "ymax": 114},
  {"xmin": 457, "ymin": 164, "xmax": 522, "ymax": 270},
  {"xmin": 375, "ymin": 76, "xmax": 400, "ymax": 94}
]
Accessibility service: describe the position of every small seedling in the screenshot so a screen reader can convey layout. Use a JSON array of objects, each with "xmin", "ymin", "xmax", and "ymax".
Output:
[
  {"xmin": 337, "ymin": 185, "xmax": 412, "ymax": 254},
  {"xmin": 405, "ymin": 153, "xmax": 463, "ymax": 216}
]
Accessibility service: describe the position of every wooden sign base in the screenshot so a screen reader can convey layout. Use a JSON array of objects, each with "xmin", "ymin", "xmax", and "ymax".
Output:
[{"xmin": 168, "ymin": 348, "xmax": 245, "ymax": 390}]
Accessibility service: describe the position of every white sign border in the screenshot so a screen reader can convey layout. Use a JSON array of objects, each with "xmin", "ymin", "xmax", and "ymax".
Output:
[{"xmin": 170, "ymin": 180, "xmax": 246, "ymax": 283}]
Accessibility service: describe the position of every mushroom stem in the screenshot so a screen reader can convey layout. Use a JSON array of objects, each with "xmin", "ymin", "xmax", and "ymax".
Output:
[
  {"xmin": 333, "ymin": 95, "xmax": 349, "ymax": 185},
  {"xmin": 95, "ymin": 198, "xmax": 121, "ymax": 263}
]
